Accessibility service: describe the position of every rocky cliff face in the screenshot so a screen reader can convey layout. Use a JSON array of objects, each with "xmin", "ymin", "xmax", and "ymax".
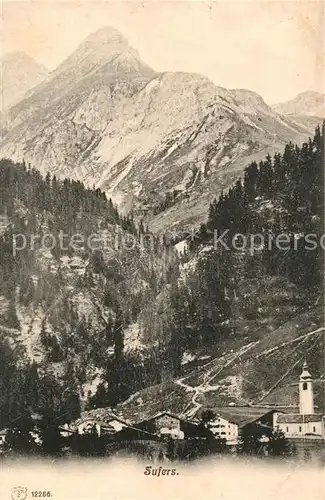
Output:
[
  {"xmin": 0, "ymin": 51, "xmax": 49, "ymax": 111},
  {"xmin": 87, "ymin": 76, "xmax": 318, "ymax": 232},
  {"xmin": 0, "ymin": 28, "xmax": 321, "ymax": 233},
  {"xmin": 0, "ymin": 27, "xmax": 155, "ymax": 176},
  {"xmin": 272, "ymin": 91, "xmax": 325, "ymax": 118}
]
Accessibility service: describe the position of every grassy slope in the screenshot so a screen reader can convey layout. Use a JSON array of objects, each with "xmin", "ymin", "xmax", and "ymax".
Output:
[{"xmin": 109, "ymin": 302, "xmax": 324, "ymax": 423}]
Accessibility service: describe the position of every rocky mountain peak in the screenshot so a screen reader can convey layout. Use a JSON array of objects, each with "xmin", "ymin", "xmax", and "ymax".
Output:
[
  {"xmin": 272, "ymin": 90, "xmax": 325, "ymax": 117},
  {"xmin": 296, "ymin": 90, "xmax": 323, "ymax": 99},
  {"xmin": 52, "ymin": 25, "xmax": 152, "ymax": 82},
  {"xmin": 82, "ymin": 26, "xmax": 129, "ymax": 46},
  {"xmin": 1, "ymin": 51, "xmax": 45, "ymax": 66},
  {"xmin": 0, "ymin": 51, "xmax": 49, "ymax": 109},
  {"xmin": 230, "ymin": 89, "xmax": 272, "ymax": 114},
  {"xmin": 2, "ymin": 51, "xmax": 26, "ymax": 63},
  {"xmin": 0, "ymin": 29, "xmax": 319, "ymax": 235}
]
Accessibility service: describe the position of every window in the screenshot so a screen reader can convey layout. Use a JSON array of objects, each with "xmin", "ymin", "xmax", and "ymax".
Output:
[
  {"xmin": 313, "ymin": 426, "xmax": 316, "ymax": 433},
  {"xmin": 299, "ymin": 426, "xmax": 302, "ymax": 432},
  {"xmin": 303, "ymin": 382, "xmax": 308, "ymax": 390},
  {"xmin": 286, "ymin": 427, "xmax": 289, "ymax": 432}
]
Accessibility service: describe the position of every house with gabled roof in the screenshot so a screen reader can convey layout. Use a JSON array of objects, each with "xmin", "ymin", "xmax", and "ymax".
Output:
[
  {"xmin": 132, "ymin": 411, "xmax": 214, "ymax": 440},
  {"xmin": 69, "ymin": 411, "xmax": 128, "ymax": 437},
  {"xmin": 0, "ymin": 428, "xmax": 9, "ymax": 446},
  {"xmin": 194, "ymin": 406, "xmax": 278, "ymax": 444}
]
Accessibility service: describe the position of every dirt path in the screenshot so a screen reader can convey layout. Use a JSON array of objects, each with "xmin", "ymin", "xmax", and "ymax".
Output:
[{"xmin": 175, "ymin": 326, "xmax": 324, "ymax": 416}]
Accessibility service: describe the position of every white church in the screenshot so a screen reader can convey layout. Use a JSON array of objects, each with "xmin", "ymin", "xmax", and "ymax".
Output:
[{"xmin": 274, "ymin": 361, "xmax": 325, "ymax": 438}]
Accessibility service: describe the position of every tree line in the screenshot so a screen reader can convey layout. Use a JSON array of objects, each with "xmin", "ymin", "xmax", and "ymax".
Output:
[{"xmin": 0, "ymin": 123, "xmax": 323, "ymax": 430}]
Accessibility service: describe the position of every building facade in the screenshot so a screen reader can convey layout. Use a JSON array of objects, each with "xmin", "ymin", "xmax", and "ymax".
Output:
[
  {"xmin": 136, "ymin": 412, "xmax": 213, "ymax": 440},
  {"xmin": 198, "ymin": 407, "xmax": 276, "ymax": 445},
  {"xmin": 275, "ymin": 362, "xmax": 325, "ymax": 438},
  {"xmin": 141, "ymin": 413, "xmax": 184, "ymax": 439},
  {"xmin": 76, "ymin": 416, "xmax": 127, "ymax": 437},
  {"xmin": 208, "ymin": 416, "xmax": 238, "ymax": 443},
  {"xmin": 0, "ymin": 429, "xmax": 8, "ymax": 446}
]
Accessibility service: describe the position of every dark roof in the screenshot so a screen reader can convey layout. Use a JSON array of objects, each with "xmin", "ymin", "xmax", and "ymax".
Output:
[
  {"xmin": 113, "ymin": 425, "xmax": 160, "ymax": 441},
  {"xmin": 58, "ymin": 426, "xmax": 77, "ymax": 434},
  {"xmin": 277, "ymin": 413, "xmax": 324, "ymax": 424},
  {"xmin": 207, "ymin": 407, "xmax": 277, "ymax": 426},
  {"xmin": 71, "ymin": 411, "xmax": 128, "ymax": 430},
  {"xmin": 136, "ymin": 412, "xmax": 212, "ymax": 438},
  {"xmin": 180, "ymin": 420, "xmax": 213, "ymax": 438},
  {"xmin": 134, "ymin": 411, "xmax": 194, "ymax": 427},
  {"xmin": 271, "ymin": 406, "xmax": 300, "ymax": 414},
  {"xmin": 144, "ymin": 412, "xmax": 182, "ymax": 423}
]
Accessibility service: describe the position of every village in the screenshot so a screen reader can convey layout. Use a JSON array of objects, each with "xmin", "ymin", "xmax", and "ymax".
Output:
[
  {"xmin": 0, "ymin": 361, "xmax": 324, "ymax": 461},
  {"xmin": 3, "ymin": 360, "xmax": 323, "ymax": 461}
]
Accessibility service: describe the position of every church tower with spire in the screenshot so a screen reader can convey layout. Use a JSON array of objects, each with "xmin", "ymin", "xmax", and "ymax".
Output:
[
  {"xmin": 299, "ymin": 360, "xmax": 314, "ymax": 415},
  {"xmin": 275, "ymin": 360, "xmax": 324, "ymax": 438}
]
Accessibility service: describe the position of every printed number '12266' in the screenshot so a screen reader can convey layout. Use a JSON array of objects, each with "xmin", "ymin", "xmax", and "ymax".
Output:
[{"xmin": 31, "ymin": 492, "xmax": 52, "ymax": 497}]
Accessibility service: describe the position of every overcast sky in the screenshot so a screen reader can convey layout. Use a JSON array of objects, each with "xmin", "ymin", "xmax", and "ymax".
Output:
[{"xmin": 1, "ymin": 0, "xmax": 324, "ymax": 103}]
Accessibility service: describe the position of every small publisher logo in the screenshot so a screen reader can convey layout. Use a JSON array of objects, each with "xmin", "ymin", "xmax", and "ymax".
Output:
[{"xmin": 11, "ymin": 486, "xmax": 28, "ymax": 500}]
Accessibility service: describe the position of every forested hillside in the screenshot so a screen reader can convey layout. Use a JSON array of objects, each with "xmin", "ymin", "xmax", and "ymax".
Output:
[
  {"xmin": 111, "ymin": 123, "xmax": 324, "ymax": 421},
  {"xmin": 138, "ymin": 124, "xmax": 324, "ymax": 360},
  {"xmin": 0, "ymin": 159, "xmax": 180, "ymax": 429},
  {"xmin": 0, "ymin": 123, "xmax": 324, "ymax": 431},
  {"xmin": 79, "ymin": 122, "xmax": 324, "ymax": 415}
]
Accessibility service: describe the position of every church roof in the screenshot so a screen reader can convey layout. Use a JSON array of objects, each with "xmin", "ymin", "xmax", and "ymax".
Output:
[{"xmin": 277, "ymin": 413, "xmax": 323, "ymax": 423}]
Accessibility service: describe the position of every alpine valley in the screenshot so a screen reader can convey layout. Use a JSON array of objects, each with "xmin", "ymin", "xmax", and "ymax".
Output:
[
  {"xmin": 1, "ymin": 27, "xmax": 323, "ymax": 232},
  {"xmin": 0, "ymin": 27, "xmax": 324, "ymax": 432}
]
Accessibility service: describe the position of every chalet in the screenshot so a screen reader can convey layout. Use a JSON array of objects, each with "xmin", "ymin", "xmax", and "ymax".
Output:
[
  {"xmin": 112, "ymin": 425, "xmax": 160, "ymax": 442},
  {"xmin": 110, "ymin": 425, "xmax": 166, "ymax": 461},
  {"xmin": 58, "ymin": 423, "xmax": 77, "ymax": 438},
  {"xmin": 134, "ymin": 412, "xmax": 213, "ymax": 440},
  {"xmin": 274, "ymin": 362, "xmax": 325, "ymax": 439},
  {"xmin": 69, "ymin": 256, "xmax": 85, "ymax": 271},
  {"xmin": 0, "ymin": 429, "xmax": 8, "ymax": 446},
  {"xmin": 195, "ymin": 407, "xmax": 277, "ymax": 444},
  {"xmin": 105, "ymin": 418, "xmax": 127, "ymax": 432},
  {"xmin": 72, "ymin": 414, "xmax": 127, "ymax": 437}
]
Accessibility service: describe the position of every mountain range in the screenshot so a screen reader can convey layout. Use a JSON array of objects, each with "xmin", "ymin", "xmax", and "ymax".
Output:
[
  {"xmin": 273, "ymin": 91, "xmax": 325, "ymax": 118},
  {"xmin": 0, "ymin": 26, "xmax": 323, "ymax": 429},
  {"xmin": 0, "ymin": 26, "xmax": 323, "ymax": 232},
  {"xmin": 0, "ymin": 51, "xmax": 49, "ymax": 110}
]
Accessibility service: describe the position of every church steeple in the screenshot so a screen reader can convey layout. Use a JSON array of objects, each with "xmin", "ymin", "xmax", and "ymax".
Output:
[{"xmin": 299, "ymin": 360, "xmax": 314, "ymax": 415}]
